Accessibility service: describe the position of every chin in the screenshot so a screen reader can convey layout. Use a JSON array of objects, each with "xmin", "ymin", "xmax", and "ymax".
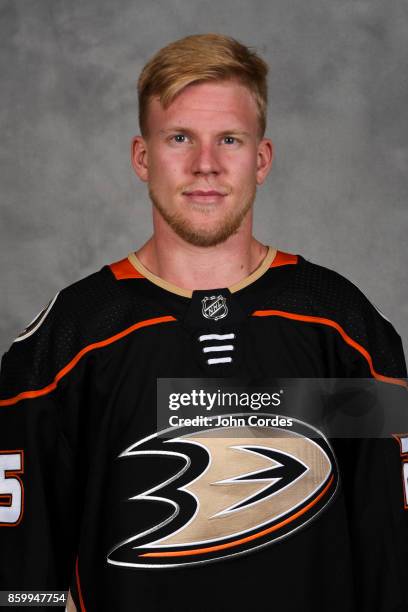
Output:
[{"xmin": 174, "ymin": 222, "xmax": 240, "ymax": 248}]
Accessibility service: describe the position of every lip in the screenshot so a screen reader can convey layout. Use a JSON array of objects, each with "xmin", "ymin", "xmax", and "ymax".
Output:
[
  {"xmin": 184, "ymin": 190, "xmax": 225, "ymax": 196},
  {"xmin": 182, "ymin": 190, "xmax": 227, "ymax": 203}
]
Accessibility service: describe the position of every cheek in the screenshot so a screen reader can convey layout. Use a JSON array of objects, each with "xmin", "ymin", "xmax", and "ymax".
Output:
[
  {"xmin": 229, "ymin": 154, "xmax": 258, "ymax": 185},
  {"xmin": 149, "ymin": 151, "xmax": 187, "ymax": 187}
]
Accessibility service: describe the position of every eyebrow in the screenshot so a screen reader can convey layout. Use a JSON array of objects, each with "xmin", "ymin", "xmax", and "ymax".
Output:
[{"xmin": 159, "ymin": 127, "xmax": 251, "ymax": 138}]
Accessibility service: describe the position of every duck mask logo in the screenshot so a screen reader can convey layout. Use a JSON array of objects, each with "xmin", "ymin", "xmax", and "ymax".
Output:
[{"xmin": 107, "ymin": 416, "xmax": 338, "ymax": 568}]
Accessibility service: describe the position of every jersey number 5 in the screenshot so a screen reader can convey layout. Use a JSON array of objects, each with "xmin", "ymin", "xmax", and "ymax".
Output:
[
  {"xmin": 0, "ymin": 450, "xmax": 24, "ymax": 526},
  {"xmin": 393, "ymin": 434, "xmax": 408, "ymax": 510}
]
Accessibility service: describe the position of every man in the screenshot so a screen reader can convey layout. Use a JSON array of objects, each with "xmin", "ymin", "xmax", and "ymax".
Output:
[{"xmin": 0, "ymin": 34, "xmax": 407, "ymax": 612}]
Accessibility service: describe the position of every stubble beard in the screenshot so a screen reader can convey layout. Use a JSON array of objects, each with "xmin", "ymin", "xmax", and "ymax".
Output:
[{"xmin": 148, "ymin": 186, "xmax": 256, "ymax": 247}]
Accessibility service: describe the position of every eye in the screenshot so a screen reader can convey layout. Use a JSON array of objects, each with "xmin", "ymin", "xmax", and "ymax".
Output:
[
  {"xmin": 223, "ymin": 136, "xmax": 239, "ymax": 145},
  {"xmin": 171, "ymin": 134, "xmax": 190, "ymax": 144}
]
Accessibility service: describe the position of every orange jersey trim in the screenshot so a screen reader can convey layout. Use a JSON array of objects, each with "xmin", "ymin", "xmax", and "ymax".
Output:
[
  {"xmin": 270, "ymin": 251, "xmax": 298, "ymax": 268},
  {"xmin": 0, "ymin": 316, "xmax": 177, "ymax": 407},
  {"xmin": 75, "ymin": 556, "xmax": 86, "ymax": 612},
  {"xmin": 140, "ymin": 474, "xmax": 335, "ymax": 558},
  {"xmin": 252, "ymin": 309, "xmax": 408, "ymax": 388},
  {"xmin": 109, "ymin": 258, "xmax": 144, "ymax": 280}
]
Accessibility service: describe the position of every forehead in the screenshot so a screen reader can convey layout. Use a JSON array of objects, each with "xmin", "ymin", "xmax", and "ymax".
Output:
[{"xmin": 147, "ymin": 81, "xmax": 259, "ymax": 132}]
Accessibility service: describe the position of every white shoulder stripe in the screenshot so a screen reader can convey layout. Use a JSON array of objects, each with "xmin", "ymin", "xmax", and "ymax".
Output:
[
  {"xmin": 13, "ymin": 292, "xmax": 60, "ymax": 343},
  {"xmin": 372, "ymin": 301, "xmax": 392, "ymax": 325}
]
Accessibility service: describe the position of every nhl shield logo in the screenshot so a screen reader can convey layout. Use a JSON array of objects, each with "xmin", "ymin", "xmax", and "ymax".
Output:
[{"xmin": 201, "ymin": 295, "xmax": 228, "ymax": 321}]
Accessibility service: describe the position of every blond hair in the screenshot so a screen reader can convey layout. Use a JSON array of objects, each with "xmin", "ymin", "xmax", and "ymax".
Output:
[{"xmin": 137, "ymin": 33, "xmax": 268, "ymax": 139}]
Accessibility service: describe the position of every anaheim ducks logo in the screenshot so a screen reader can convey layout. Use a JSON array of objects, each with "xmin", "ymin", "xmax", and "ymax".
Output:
[{"xmin": 107, "ymin": 416, "xmax": 338, "ymax": 569}]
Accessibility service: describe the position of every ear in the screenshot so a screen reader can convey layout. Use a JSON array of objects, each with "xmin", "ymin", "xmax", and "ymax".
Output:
[
  {"xmin": 131, "ymin": 136, "xmax": 149, "ymax": 182},
  {"xmin": 256, "ymin": 138, "xmax": 274, "ymax": 186}
]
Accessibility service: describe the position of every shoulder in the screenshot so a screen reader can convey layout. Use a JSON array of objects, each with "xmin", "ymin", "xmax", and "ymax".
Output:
[
  {"xmin": 293, "ymin": 254, "xmax": 395, "ymax": 329},
  {"xmin": 0, "ymin": 257, "xmax": 164, "ymax": 402},
  {"xmin": 293, "ymin": 255, "xmax": 377, "ymax": 311},
  {"xmin": 290, "ymin": 255, "xmax": 406, "ymax": 379},
  {"xmin": 11, "ymin": 252, "xmax": 173, "ymax": 347},
  {"xmin": 28, "ymin": 256, "xmax": 165, "ymax": 345}
]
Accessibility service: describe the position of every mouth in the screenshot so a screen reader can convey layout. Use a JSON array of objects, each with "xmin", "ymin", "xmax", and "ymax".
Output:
[{"xmin": 182, "ymin": 190, "xmax": 228, "ymax": 203}]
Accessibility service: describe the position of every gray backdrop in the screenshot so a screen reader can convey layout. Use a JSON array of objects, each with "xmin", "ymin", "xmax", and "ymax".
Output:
[{"xmin": 1, "ymin": 0, "xmax": 407, "ymax": 357}]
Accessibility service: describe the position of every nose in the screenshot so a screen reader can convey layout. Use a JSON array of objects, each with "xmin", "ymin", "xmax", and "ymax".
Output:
[{"xmin": 190, "ymin": 142, "xmax": 222, "ymax": 175}]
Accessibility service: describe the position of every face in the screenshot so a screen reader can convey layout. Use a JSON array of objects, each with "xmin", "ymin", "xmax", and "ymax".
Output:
[{"xmin": 132, "ymin": 80, "xmax": 273, "ymax": 247}]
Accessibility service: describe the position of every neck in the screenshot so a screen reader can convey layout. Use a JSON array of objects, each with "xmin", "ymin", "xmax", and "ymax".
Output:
[{"xmin": 135, "ymin": 212, "xmax": 272, "ymax": 291}]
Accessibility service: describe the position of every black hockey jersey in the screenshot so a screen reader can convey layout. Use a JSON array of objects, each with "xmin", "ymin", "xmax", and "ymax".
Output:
[{"xmin": 0, "ymin": 248, "xmax": 407, "ymax": 612}]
